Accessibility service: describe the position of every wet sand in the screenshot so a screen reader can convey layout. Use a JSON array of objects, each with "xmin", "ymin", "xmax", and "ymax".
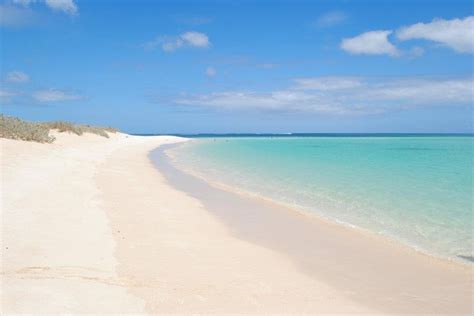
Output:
[{"xmin": 149, "ymin": 143, "xmax": 473, "ymax": 314}]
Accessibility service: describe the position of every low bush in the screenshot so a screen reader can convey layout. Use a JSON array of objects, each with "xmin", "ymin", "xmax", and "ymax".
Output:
[
  {"xmin": 0, "ymin": 115, "xmax": 119, "ymax": 143},
  {"xmin": 0, "ymin": 115, "xmax": 55, "ymax": 143}
]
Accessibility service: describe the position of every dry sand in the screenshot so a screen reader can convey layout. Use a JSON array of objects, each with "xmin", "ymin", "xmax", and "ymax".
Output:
[{"xmin": 1, "ymin": 132, "xmax": 472, "ymax": 314}]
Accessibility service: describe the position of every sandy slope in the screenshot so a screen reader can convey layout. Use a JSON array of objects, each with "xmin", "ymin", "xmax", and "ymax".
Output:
[{"xmin": 1, "ymin": 132, "xmax": 151, "ymax": 313}]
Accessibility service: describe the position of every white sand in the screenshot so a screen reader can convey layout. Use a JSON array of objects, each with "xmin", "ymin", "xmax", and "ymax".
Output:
[
  {"xmin": 1, "ymin": 132, "xmax": 150, "ymax": 313},
  {"xmin": 1, "ymin": 132, "xmax": 471, "ymax": 314}
]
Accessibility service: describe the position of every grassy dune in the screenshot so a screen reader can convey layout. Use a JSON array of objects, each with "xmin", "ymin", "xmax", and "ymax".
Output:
[{"xmin": 0, "ymin": 115, "xmax": 119, "ymax": 143}]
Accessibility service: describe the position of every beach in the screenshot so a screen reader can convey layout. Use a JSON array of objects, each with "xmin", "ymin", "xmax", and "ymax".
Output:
[{"xmin": 1, "ymin": 132, "xmax": 472, "ymax": 314}]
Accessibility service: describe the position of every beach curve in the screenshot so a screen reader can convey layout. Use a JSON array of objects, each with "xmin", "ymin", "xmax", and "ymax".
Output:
[{"xmin": 2, "ymin": 132, "xmax": 472, "ymax": 314}]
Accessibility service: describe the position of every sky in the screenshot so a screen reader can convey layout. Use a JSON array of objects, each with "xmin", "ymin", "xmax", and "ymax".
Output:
[{"xmin": 0, "ymin": 0, "xmax": 473, "ymax": 134}]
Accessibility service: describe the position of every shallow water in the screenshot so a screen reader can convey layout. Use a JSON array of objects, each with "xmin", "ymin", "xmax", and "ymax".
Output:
[{"xmin": 169, "ymin": 136, "xmax": 473, "ymax": 263}]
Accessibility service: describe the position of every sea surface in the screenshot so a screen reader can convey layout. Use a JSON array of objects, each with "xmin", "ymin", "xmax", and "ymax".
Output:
[{"xmin": 168, "ymin": 135, "xmax": 473, "ymax": 263}]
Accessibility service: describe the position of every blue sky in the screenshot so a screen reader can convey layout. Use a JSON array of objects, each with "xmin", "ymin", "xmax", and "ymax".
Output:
[{"xmin": 1, "ymin": 0, "xmax": 473, "ymax": 133}]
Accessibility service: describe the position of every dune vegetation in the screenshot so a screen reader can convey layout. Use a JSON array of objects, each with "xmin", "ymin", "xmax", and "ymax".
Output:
[{"xmin": 0, "ymin": 115, "xmax": 118, "ymax": 143}]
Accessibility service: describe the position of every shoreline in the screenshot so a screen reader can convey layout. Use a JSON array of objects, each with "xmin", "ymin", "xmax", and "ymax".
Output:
[
  {"xmin": 2, "ymin": 132, "xmax": 472, "ymax": 314},
  {"xmin": 163, "ymin": 141, "xmax": 472, "ymax": 267},
  {"xmin": 151, "ymin": 142, "xmax": 473, "ymax": 313},
  {"xmin": 96, "ymin": 135, "xmax": 377, "ymax": 313}
]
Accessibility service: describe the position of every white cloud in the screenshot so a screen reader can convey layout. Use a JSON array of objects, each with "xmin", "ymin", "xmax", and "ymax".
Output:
[
  {"xmin": 160, "ymin": 39, "xmax": 184, "ymax": 52},
  {"xmin": 408, "ymin": 46, "xmax": 425, "ymax": 58},
  {"xmin": 340, "ymin": 16, "xmax": 474, "ymax": 57},
  {"xmin": 176, "ymin": 91, "xmax": 320, "ymax": 112},
  {"xmin": 397, "ymin": 16, "xmax": 474, "ymax": 53},
  {"xmin": 173, "ymin": 76, "xmax": 473, "ymax": 114},
  {"xmin": 5, "ymin": 70, "xmax": 30, "ymax": 83},
  {"xmin": 12, "ymin": 0, "xmax": 36, "ymax": 6},
  {"xmin": 205, "ymin": 66, "xmax": 216, "ymax": 77},
  {"xmin": 0, "ymin": 88, "xmax": 19, "ymax": 99},
  {"xmin": 341, "ymin": 30, "xmax": 400, "ymax": 57},
  {"xmin": 180, "ymin": 31, "xmax": 209, "ymax": 48},
  {"xmin": 44, "ymin": 0, "xmax": 77, "ymax": 15},
  {"xmin": 33, "ymin": 89, "xmax": 83, "ymax": 102},
  {"xmin": 315, "ymin": 11, "xmax": 347, "ymax": 28},
  {"xmin": 360, "ymin": 78, "xmax": 473, "ymax": 103},
  {"xmin": 293, "ymin": 76, "xmax": 362, "ymax": 90},
  {"xmin": 142, "ymin": 39, "xmax": 158, "ymax": 51},
  {"xmin": 144, "ymin": 31, "xmax": 210, "ymax": 52},
  {"xmin": 7, "ymin": 0, "xmax": 77, "ymax": 16}
]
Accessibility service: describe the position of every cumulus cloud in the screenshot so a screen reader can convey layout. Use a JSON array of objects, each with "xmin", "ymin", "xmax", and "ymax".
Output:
[
  {"xmin": 397, "ymin": 16, "xmax": 474, "ymax": 53},
  {"xmin": 5, "ymin": 70, "xmax": 30, "ymax": 83},
  {"xmin": 341, "ymin": 30, "xmax": 400, "ymax": 57},
  {"xmin": 341, "ymin": 16, "xmax": 474, "ymax": 56},
  {"xmin": 205, "ymin": 66, "xmax": 216, "ymax": 77},
  {"xmin": 44, "ymin": 0, "xmax": 78, "ymax": 15},
  {"xmin": 173, "ymin": 76, "xmax": 473, "ymax": 114},
  {"xmin": 144, "ymin": 31, "xmax": 210, "ymax": 52},
  {"xmin": 315, "ymin": 11, "xmax": 347, "ymax": 28},
  {"xmin": 33, "ymin": 89, "xmax": 84, "ymax": 102}
]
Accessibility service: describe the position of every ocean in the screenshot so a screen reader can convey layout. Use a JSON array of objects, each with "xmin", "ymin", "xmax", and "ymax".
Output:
[{"xmin": 168, "ymin": 135, "xmax": 473, "ymax": 263}]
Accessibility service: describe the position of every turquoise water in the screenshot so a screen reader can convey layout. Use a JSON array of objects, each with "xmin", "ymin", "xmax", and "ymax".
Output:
[{"xmin": 169, "ymin": 136, "xmax": 473, "ymax": 263}]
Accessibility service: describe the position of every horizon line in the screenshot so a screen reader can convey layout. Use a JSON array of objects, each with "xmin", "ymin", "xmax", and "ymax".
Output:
[{"xmin": 132, "ymin": 132, "xmax": 474, "ymax": 137}]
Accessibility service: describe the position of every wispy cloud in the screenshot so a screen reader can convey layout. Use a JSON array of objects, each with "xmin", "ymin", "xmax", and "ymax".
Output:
[
  {"xmin": 0, "ymin": 88, "xmax": 19, "ymax": 99},
  {"xmin": 397, "ymin": 16, "xmax": 474, "ymax": 53},
  {"xmin": 0, "ymin": 4, "xmax": 36, "ymax": 27},
  {"xmin": 341, "ymin": 30, "xmax": 400, "ymax": 57},
  {"xmin": 8, "ymin": 0, "xmax": 78, "ymax": 16},
  {"xmin": 44, "ymin": 0, "xmax": 78, "ymax": 15},
  {"xmin": 314, "ymin": 11, "xmax": 347, "ymax": 28},
  {"xmin": 292, "ymin": 76, "xmax": 362, "ymax": 90},
  {"xmin": 205, "ymin": 66, "xmax": 217, "ymax": 77},
  {"xmin": 173, "ymin": 76, "xmax": 473, "ymax": 114},
  {"xmin": 5, "ymin": 70, "xmax": 30, "ymax": 83},
  {"xmin": 33, "ymin": 88, "xmax": 84, "ymax": 102},
  {"xmin": 144, "ymin": 31, "xmax": 210, "ymax": 52},
  {"xmin": 408, "ymin": 46, "xmax": 425, "ymax": 58},
  {"xmin": 12, "ymin": 0, "xmax": 36, "ymax": 6},
  {"xmin": 180, "ymin": 31, "xmax": 209, "ymax": 48}
]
